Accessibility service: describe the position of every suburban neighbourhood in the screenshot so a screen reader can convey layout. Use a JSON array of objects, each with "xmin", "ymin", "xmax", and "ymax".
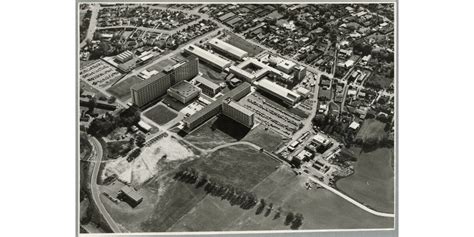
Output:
[{"xmin": 79, "ymin": 3, "xmax": 396, "ymax": 233}]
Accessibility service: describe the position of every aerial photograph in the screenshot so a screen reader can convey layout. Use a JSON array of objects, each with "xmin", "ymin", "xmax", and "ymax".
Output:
[{"xmin": 78, "ymin": 2, "xmax": 396, "ymax": 234}]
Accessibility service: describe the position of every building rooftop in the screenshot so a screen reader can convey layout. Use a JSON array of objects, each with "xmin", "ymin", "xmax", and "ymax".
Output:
[
  {"xmin": 168, "ymin": 81, "xmax": 200, "ymax": 97},
  {"xmin": 130, "ymin": 72, "xmax": 167, "ymax": 91},
  {"xmin": 195, "ymin": 75, "xmax": 220, "ymax": 90},
  {"xmin": 208, "ymin": 38, "xmax": 248, "ymax": 59},
  {"xmin": 120, "ymin": 186, "xmax": 143, "ymax": 202},
  {"xmin": 256, "ymin": 78, "xmax": 301, "ymax": 102},
  {"xmin": 184, "ymin": 82, "xmax": 251, "ymax": 125},
  {"xmin": 226, "ymin": 100, "xmax": 254, "ymax": 116},
  {"xmin": 184, "ymin": 44, "xmax": 231, "ymax": 69}
]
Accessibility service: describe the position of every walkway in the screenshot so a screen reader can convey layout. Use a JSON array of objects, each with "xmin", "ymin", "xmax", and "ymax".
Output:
[{"xmin": 309, "ymin": 176, "xmax": 395, "ymax": 218}]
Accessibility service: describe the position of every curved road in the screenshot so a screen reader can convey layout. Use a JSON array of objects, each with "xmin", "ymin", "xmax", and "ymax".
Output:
[
  {"xmin": 309, "ymin": 176, "xmax": 395, "ymax": 218},
  {"xmin": 89, "ymin": 137, "xmax": 122, "ymax": 233},
  {"xmin": 206, "ymin": 141, "xmax": 261, "ymax": 153}
]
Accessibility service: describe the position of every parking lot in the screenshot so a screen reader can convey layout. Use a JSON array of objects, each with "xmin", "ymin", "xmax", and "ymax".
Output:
[
  {"xmin": 239, "ymin": 92, "xmax": 302, "ymax": 137},
  {"xmin": 80, "ymin": 60, "xmax": 122, "ymax": 88}
]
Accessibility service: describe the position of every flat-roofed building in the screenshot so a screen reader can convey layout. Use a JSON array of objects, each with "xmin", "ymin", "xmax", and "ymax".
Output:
[
  {"xmin": 233, "ymin": 58, "xmax": 293, "ymax": 83},
  {"xmin": 194, "ymin": 76, "xmax": 221, "ymax": 97},
  {"xmin": 222, "ymin": 98, "xmax": 254, "ymax": 128},
  {"xmin": 229, "ymin": 65, "xmax": 256, "ymax": 82},
  {"xmin": 131, "ymin": 73, "xmax": 171, "ymax": 107},
  {"xmin": 118, "ymin": 186, "xmax": 143, "ymax": 207},
  {"xmin": 183, "ymin": 44, "xmax": 231, "ymax": 70},
  {"xmin": 277, "ymin": 59, "xmax": 296, "ymax": 74},
  {"xmin": 115, "ymin": 50, "xmax": 134, "ymax": 63},
  {"xmin": 293, "ymin": 65, "xmax": 306, "ymax": 81},
  {"xmin": 165, "ymin": 57, "xmax": 199, "ymax": 84},
  {"xmin": 255, "ymin": 78, "xmax": 301, "ymax": 106},
  {"xmin": 183, "ymin": 82, "xmax": 251, "ymax": 130},
  {"xmin": 312, "ymin": 133, "xmax": 331, "ymax": 147},
  {"xmin": 130, "ymin": 58, "xmax": 199, "ymax": 107},
  {"xmin": 208, "ymin": 38, "xmax": 248, "ymax": 60},
  {"xmin": 167, "ymin": 81, "xmax": 201, "ymax": 104}
]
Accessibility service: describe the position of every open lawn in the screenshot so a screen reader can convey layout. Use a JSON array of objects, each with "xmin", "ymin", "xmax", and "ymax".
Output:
[
  {"xmin": 184, "ymin": 115, "xmax": 250, "ymax": 149},
  {"xmin": 141, "ymin": 144, "xmax": 279, "ymax": 232},
  {"xmin": 242, "ymin": 124, "xmax": 288, "ymax": 152},
  {"xmin": 106, "ymin": 75, "xmax": 142, "ymax": 101},
  {"xmin": 170, "ymin": 166, "xmax": 394, "ymax": 231},
  {"xmin": 145, "ymin": 58, "xmax": 175, "ymax": 72},
  {"xmin": 143, "ymin": 104, "xmax": 178, "ymax": 125},
  {"xmin": 336, "ymin": 147, "xmax": 395, "ymax": 213},
  {"xmin": 356, "ymin": 119, "xmax": 387, "ymax": 143},
  {"xmin": 184, "ymin": 144, "xmax": 280, "ymax": 190}
]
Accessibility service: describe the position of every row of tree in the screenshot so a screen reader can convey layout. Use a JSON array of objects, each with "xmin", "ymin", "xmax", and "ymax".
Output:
[
  {"xmin": 174, "ymin": 168, "xmax": 259, "ymax": 210},
  {"xmin": 173, "ymin": 167, "xmax": 305, "ymax": 229}
]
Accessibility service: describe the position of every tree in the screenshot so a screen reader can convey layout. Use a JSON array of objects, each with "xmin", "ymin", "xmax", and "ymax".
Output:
[
  {"xmin": 291, "ymin": 213, "xmax": 304, "ymax": 229},
  {"xmin": 135, "ymin": 135, "xmax": 145, "ymax": 147},
  {"xmin": 285, "ymin": 212, "xmax": 295, "ymax": 225},
  {"xmin": 273, "ymin": 207, "xmax": 282, "ymax": 219}
]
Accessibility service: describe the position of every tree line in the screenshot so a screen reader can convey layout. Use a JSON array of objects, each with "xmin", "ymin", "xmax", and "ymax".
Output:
[{"xmin": 173, "ymin": 167, "xmax": 305, "ymax": 229}]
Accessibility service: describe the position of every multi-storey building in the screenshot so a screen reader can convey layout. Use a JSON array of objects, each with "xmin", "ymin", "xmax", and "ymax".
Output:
[
  {"xmin": 130, "ymin": 58, "xmax": 199, "ymax": 107},
  {"xmin": 130, "ymin": 73, "xmax": 171, "ymax": 107},
  {"xmin": 167, "ymin": 81, "xmax": 201, "ymax": 104},
  {"xmin": 222, "ymin": 98, "xmax": 254, "ymax": 128}
]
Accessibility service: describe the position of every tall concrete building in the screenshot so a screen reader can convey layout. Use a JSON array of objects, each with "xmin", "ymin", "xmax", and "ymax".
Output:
[
  {"xmin": 183, "ymin": 82, "xmax": 251, "ymax": 130},
  {"xmin": 164, "ymin": 57, "xmax": 199, "ymax": 84},
  {"xmin": 130, "ymin": 73, "xmax": 171, "ymax": 107},
  {"xmin": 222, "ymin": 98, "xmax": 254, "ymax": 128},
  {"xmin": 130, "ymin": 58, "xmax": 199, "ymax": 107}
]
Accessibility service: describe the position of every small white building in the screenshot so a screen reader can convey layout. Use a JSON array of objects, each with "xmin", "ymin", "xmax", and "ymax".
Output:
[{"xmin": 349, "ymin": 121, "xmax": 360, "ymax": 130}]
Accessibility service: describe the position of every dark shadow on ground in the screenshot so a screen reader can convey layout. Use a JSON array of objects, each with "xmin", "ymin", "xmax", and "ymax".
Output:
[{"xmin": 210, "ymin": 115, "xmax": 250, "ymax": 140}]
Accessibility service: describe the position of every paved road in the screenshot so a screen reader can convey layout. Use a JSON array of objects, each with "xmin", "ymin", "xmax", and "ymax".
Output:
[
  {"xmin": 89, "ymin": 137, "xmax": 122, "ymax": 233},
  {"xmin": 80, "ymin": 4, "xmax": 99, "ymax": 48},
  {"xmin": 206, "ymin": 141, "xmax": 261, "ymax": 153},
  {"xmin": 308, "ymin": 176, "xmax": 395, "ymax": 218}
]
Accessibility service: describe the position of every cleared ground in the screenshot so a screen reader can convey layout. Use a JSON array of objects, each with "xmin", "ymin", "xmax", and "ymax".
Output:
[
  {"xmin": 106, "ymin": 75, "xmax": 142, "ymax": 101},
  {"xmin": 143, "ymin": 104, "xmax": 178, "ymax": 125},
  {"xmin": 336, "ymin": 147, "xmax": 395, "ymax": 213}
]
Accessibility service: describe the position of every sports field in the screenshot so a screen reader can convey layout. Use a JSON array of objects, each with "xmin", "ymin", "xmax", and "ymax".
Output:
[
  {"xmin": 336, "ymin": 147, "xmax": 395, "ymax": 213},
  {"xmin": 106, "ymin": 75, "xmax": 142, "ymax": 101},
  {"xmin": 143, "ymin": 104, "xmax": 178, "ymax": 125}
]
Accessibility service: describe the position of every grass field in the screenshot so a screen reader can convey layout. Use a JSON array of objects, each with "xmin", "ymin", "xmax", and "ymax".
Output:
[
  {"xmin": 356, "ymin": 119, "xmax": 387, "ymax": 143},
  {"xmin": 143, "ymin": 104, "xmax": 178, "ymax": 125},
  {"xmin": 336, "ymin": 147, "xmax": 395, "ymax": 213},
  {"xmin": 141, "ymin": 145, "xmax": 279, "ymax": 232},
  {"xmin": 145, "ymin": 59, "xmax": 175, "ymax": 72},
  {"xmin": 106, "ymin": 75, "xmax": 142, "ymax": 101},
  {"xmin": 170, "ymin": 166, "xmax": 394, "ymax": 231},
  {"xmin": 184, "ymin": 115, "xmax": 250, "ymax": 149},
  {"xmin": 242, "ymin": 124, "xmax": 288, "ymax": 152}
]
